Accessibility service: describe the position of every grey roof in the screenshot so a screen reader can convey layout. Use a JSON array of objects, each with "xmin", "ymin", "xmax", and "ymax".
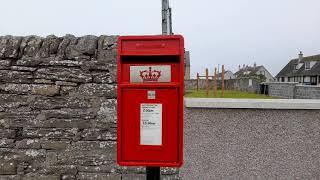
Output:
[
  {"xmin": 276, "ymin": 54, "xmax": 320, "ymax": 78},
  {"xmin": 217, "ymin": 70, "xmax": 233, "ymax": 77},
  {"xmin": 234, "ymin": 66, "xmax": 263, "ymax": 78}
]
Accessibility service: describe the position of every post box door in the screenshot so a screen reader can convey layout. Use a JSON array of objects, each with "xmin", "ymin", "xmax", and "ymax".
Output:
[{"xmin": 121, "ymin": 88, "xmax": 179, "ymax": 163}]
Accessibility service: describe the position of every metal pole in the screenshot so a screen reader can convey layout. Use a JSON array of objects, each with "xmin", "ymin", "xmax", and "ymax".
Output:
[
  {"xmin": 168, "ymin": 7, "xmax": 173, "ymax": 34},
  {"xmin": 146, "ymin": 167, "xmax": 160, "ymax": 180},
  {"xmin": 146, "ymin": 2, "xmax": 170, "ymax": 179},
  {"xmin": 162, "ymin": 0, "xmax": 168, "ymax": 35},
  {"xmin": 162, "ymin": 0, "xmax": 172, "ymax": 35}
]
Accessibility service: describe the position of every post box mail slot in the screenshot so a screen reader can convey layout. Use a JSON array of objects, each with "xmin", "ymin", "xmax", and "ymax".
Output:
[
  {"xmin": 120, "ymin": 39, "xmax": 180, "ymax": 55},
  {"xmin": 117, "ymin": 35, "xmax": 184, "ymax": 167}
]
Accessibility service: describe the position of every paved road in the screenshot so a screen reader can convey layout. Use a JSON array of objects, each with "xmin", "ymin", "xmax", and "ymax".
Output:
[{"xmin": 180, "ymin": 108, "xmax": 320, "ymax": 179}]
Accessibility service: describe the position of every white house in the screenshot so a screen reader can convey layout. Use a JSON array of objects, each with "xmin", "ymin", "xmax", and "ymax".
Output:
[
  {"xmin": 276, "ymin": 52, "xmax": 320, "ymax": 85},
  {"xmin": 235, "ymin": 63, "xmax": 274, "ymax": 82}
]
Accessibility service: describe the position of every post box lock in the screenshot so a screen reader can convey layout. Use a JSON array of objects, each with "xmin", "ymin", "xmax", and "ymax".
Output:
[
  {"xmin": 147, "ymin": 91, "xmax": 156, "ymax": 99},
  {"xmin": 117, "ymin": 35, "xmax": 184, "ymax": 167}
]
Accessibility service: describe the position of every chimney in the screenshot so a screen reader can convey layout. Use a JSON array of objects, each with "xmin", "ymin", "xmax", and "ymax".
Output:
[
  {"xmin": 254, "ymin": 62, "xmax": 256, "ymax": 68},
  {"xmin": 238, "ymin": 65, "xmax": 241, "ymax": 70},
  {"xmin": 243, "ymin": 64, "xmax": 245, "ymax": 69},
  {"xmin": 298, "ymin": 51, "xmax": 303, "ymax": 63}
]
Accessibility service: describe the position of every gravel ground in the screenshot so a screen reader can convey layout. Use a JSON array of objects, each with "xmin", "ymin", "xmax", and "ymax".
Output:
[{"xmin": 180, "ymin": 108, "xmax": 320, "ymax": 180}]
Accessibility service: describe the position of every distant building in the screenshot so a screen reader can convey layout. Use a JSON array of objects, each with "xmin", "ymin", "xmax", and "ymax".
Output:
[
  {"xmin": 276, "ymin": 52, "xmax": 320, "ymax": 85},
  {"xmin": 235, "ymin": 63, "xmax": 274, "ymax": 82},
  {"xmin": 218, "ymin": 70, "xmax": 235, "ymax": 80},
  {"xmin": 184, "ymin": 51, "xmax": 190, "ymax": 80}
]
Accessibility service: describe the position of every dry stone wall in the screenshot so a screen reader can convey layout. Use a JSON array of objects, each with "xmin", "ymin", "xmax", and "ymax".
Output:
[{"xmin": 0, "ymin": 35, "xmax": 179, "ymax": 180}]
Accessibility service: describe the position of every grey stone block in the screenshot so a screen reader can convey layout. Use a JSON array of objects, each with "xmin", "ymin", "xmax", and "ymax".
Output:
[
  {"xmin": 0, "ymin": 84, "xmax": 60, "ymax": 96},
  {"xmin": 0, "ymin": 36, "xmax": 22, "ymax": 59}
]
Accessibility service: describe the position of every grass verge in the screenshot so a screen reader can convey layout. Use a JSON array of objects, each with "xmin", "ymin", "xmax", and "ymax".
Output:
[{"xmin": 185, "ymin": 89, "xmax": 274, "ymax": 99}]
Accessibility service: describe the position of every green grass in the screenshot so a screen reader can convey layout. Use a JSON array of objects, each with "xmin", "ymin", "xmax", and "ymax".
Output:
[{"xmin": 185, "ymin": 89, "xmax": 274, "ymax": 99}]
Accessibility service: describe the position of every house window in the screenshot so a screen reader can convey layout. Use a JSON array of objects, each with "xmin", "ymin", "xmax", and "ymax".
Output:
[
  {"xmin": 297, "ymin": 76, "xmax": 302, "ymax": 83},
  {"xmin": 305, "ymin": 62, "xmax": 311, "ymax": 69},
  {"xmin": 303, "ymin": 76, "xmax": 311, "ymax": 83},
  {"xmin": 281, "ymin": 77, "xmax": 285, "ymax": 82},
  {"xmin": 311, "ymin": 76, "xmax": 317, "ymax": 85},
  {"xmin": 288, "ymin": 77, "xmax": 291, "ymax": 82}
]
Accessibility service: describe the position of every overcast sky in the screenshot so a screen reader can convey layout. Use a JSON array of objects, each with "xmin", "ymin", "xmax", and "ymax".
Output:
[{"xmin": 1, "ymin": 0, "xmax": 320, "ymax": 77}]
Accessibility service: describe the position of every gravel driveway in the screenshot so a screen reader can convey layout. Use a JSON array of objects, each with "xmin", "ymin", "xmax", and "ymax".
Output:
[{"xmin": 180, "ymin": 108, "xmax": 320, "ymax": 179}]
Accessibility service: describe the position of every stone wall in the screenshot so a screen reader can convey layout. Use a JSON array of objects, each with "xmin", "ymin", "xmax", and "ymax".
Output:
[
  {"xmin": 226, "ymin": 78, "xmax": 260, "ymax": 92},
  {"xmin": 266, "ymin": 82, "xmax": 298, "ymax": 99},
  {"xmin": 265, "ymin": 82, "xmax": 320, "ymax": 99},
  {"xmin": 295, "ymin": 85, "xmax": 320, "ymax": 99},
  {"xmin": 184, "ymin": 79, "xmax": 215, "ymax": 90},
  {"xmin": 185, "ymin": 78, "xmax": 260, "ymax": 93},
  {"xmin": 0, "ymin": 35, "xmax": 179, "ymax": 180}
]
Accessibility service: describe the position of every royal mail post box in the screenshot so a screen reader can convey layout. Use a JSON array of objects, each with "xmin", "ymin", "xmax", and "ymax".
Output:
[{"xmin": 117, "ymin": 35, "xmax": 184, "ymax": 167}]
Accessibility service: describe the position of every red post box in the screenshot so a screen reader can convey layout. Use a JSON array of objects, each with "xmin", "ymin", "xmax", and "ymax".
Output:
[{"xmin": 117, "ymin": 35, "xmax": 184, "ymax": 167}]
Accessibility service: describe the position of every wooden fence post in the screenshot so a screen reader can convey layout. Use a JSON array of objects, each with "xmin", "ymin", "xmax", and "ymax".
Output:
[
  {"xmin": 214, "ymin": 67, "xmax": 217, "ymax": 97},
  {"xmin": 221, "ymin": 65, "xmax": 225, "ymax": 97},
  {"xmin": 196, "ymin": 72, "xmax": 199, "ymax": 91},
  {"xmin": 205, "ymin": 68, "xmax": 209, "ymax": 96}
]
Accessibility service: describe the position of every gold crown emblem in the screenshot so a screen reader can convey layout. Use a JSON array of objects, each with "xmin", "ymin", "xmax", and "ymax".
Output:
[{"xmin": 140, "ymin": 67, "xmax": 161, "ymax": 82}]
